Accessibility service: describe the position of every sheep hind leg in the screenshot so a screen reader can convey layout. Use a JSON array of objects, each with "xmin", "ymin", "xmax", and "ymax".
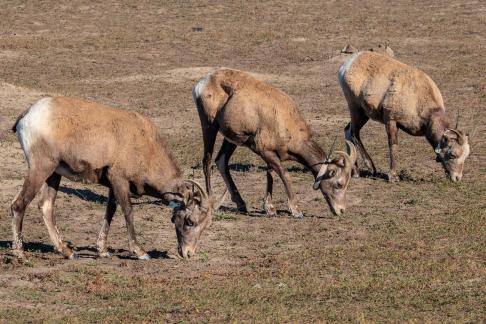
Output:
[
  {"xmin": 11, "ymin": 162, "xmax": 57, "ymax": 260},
  {"xmin": 345, "ymin": 106, "xmax": 377, "ymax": 175},
  {"xmin": 38, "ymin": 173, "xmax": 77, "ymax": 259},
  {"xmin": 215, "ymin": 139, "xmax": 248, "ymax": 213},
  {"xmin": 201, "ymin": 125, "xmax": 218, "ymax": 196}
]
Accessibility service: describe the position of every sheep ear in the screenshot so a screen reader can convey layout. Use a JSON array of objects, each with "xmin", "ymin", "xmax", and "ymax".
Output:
[
  {"xmin": 333, "ymin": 151, "xmax": 352, "ymax": 172},
  {"xmin": 334, "ymin": 156, "xmax": 345, "ymax": 168},
  {"xmin": 183, "ymin": 180, "xmax": 209, "ymax": 208},
  {"xmin": 442, "ymin": 131, "xmax": 454, "ymax": 143}
]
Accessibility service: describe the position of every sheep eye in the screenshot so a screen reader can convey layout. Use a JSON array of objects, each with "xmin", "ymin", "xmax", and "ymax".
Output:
[
  {"xmin": 185, "ymin": 218, "xmax": 194, "ymax": 227},
  {"xmin": 445, "ymin": 149, "xmax": 457, "ymax": 159}
]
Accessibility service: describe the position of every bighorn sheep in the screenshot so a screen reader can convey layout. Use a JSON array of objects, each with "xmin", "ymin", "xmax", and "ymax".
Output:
[
  {"xmin": 11, "ymin": 97, "xmax": 224, "ymax": 260},
  {"xmin": 341, "ymin": 43, "xmax": 394, "ymax": 58},
  {"xmin": 193, "ymin": 68, "xmax": 357, "ymax": 217},
  {"xmin": 338, "ymin": 51, "xmax": 470, "ymax": 182}
]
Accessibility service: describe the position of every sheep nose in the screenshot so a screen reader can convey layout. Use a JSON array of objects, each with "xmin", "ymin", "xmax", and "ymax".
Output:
[
  {"xmin": 179, "ymin": 245, "xmax": 196, "ymax": 259},
  {"xmin": 178, "ymin": 246, "xmax": 188, "ymax": 259},
  {"xmin": 452, "ymin": 175, "xmax": 462, "ymax": 182}
]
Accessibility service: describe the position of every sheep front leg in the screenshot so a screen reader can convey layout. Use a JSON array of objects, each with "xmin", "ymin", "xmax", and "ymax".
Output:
[
  {"xmin": 263, "ymin": 168, "xmax": 277, "ymax": 216},
  {"xmin": 261, "ymin": 151, "xmax": 303, "ymax": 218},
  {"xmin": 385, "ymin": 118, "xmax": 400, "ymax": 182},
  {"xmin": 109, "ymin": 174, "xmax": 149, "ymax": 260},
  {"xmin": 96, "ymin": 189, "xmax": 117, "ymax": 257},
  {"xmin": 215, "ymin": 139, "xmax": 248, "ymax": 213}
]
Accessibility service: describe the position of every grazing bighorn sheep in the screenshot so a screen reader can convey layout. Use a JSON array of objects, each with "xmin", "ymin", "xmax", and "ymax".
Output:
[
  {"xmin": 341, "ymin": 43, "xmax": 394, "ymax": 58},
  {"xmin": 11, "ymin": 97, "xmax": 224, "ymax": 260},
  {"xmin": 339, "ymin": 51, "xmax": 470, "ymax": 182},
  {"xmin": 193, "ymin": 68, "xmax": 357, "ymax": 217}
]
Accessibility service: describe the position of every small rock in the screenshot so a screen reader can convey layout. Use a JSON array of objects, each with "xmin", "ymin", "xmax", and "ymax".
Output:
[
  {"xmin": 292, "ymin": 37, "xmax": 307, "ymax": 42},
  {"xmin": 277, "ymin": 282, "xmax": 287, "ymax": 289}
]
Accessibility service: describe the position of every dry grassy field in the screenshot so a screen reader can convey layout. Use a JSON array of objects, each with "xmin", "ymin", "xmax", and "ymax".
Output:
[{"xmin": 0, "ymin": 1, "xmax": 485, "ymax": 322}]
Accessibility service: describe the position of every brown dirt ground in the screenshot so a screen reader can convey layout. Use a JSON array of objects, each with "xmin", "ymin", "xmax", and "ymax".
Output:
[{"xmin": 0, "ymin": 1, "xmax": 485, "ymax": 322}]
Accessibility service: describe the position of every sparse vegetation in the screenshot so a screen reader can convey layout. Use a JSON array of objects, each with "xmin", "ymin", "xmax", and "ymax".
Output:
[
  {"xmin": 0, "ymin": 0, "xmax": 484, "ymax": 322},
  {"xmin": 213, "ymin": 211, "xmax": 238, "ymax": 222}
]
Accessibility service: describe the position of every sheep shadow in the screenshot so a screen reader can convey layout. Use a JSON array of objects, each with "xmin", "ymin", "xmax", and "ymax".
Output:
[
  {"xmin": 0, "ymin": 241, "xmax": 55, "ymax": 253},
  {"xmin": 218, "ymin": 205, "xmax": 293, "ymax": 218},
  {"xmin": 59, "ymin": 186, "xmax": 165, "ymax": 206},
  {"xmin": 359, "ymin": 170, "xmax": 388, "ymax": 180},
  {"xmin": 205, "ymin": 163, "xmax": 308, "ymax": 174},
  {"xmin": 358, "ymin": 169, "xmax": 431, "ymax": 183},
  {"xmin": 59, "ymin": 186, "xmax": 107, "ymax": 204},
  {"xmin": 75, "ymin": 246, "xmax": 170, "ymax": 260},
  {"xmin": 0, "ymin": 241, "xmax": 169, "ymax": 260}
]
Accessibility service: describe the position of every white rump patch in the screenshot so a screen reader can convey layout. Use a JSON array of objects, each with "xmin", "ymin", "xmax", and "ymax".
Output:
[
  {"xmin": 192, "ymin": 74, "xmax": 210, "ymax": 102},
  {"xmin": 16, "ymin": 97, "xmax": 52, "ymax": 161},
  {"xmin": 338, "ymin": 52, "xmax": 362, "ymax": 85}
]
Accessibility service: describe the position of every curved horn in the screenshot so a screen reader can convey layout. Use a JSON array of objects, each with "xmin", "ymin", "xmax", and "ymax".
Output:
[
  {"xmin": 447, "ymin": 129, "xmax": 462, "ymax": 137},
  {"xmin": 455, "ymin": 109, "xmax": 460, "ymax": 129},
  {"xmin": 212, "ymin": 189, "xmax": 229, "ymax": 211},
  {"xmin": 326, "ymin": 136, "xmax": 338, "ymax": 161},
  {"xmin": 184, "ymin": 180, "xmax": 208, "ymax": 200},
  {"xmin": 344, "ymin": 140, "xmax": 357, "ymax": 165},
  {"xmin": 313, "ymin": 163, "xmax": 328, "ymax": 190},
  {"xmin": 445, "ymin": 129, "xmax": 465, "ymax": 145}
]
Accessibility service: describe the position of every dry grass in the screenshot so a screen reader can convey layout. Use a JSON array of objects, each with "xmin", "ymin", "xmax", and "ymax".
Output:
[{"xmin": 0, "ymin": 0, "xmax": 485, "ymax": 322}]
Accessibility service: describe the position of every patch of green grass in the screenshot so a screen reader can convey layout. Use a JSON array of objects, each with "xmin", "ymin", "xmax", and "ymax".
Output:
[
  {"xmin": 198, "ymin": 250, "xmax": 209, "ymax": 262},
  {"xmin": 0, "ymin": 308, "xmax": 42, "ymax": 323},
  {"xmin": 213, "ymin": 211, "xmax": 237, "ymax": 221}
]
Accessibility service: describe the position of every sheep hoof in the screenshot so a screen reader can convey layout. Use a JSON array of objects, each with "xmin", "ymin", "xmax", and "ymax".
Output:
[
  {"xmin": 265, "ymin": 209, "xmax": 277, "ymax": 217},
  {"xmin": 98, "ymin": 251, "xmax": 112, "ymax": 258},
  {"xmin": 68, "ymin": 251, "xmax": 79, "ymax": 260},
  {"xmin": 13, "ymin": 249, "xmax": 26, "ymax": 261},
  {"xmin": 292, "ymin": 211, "xmax": 304, "ymax": 219},
  {"xmin": 264, "ymin": 203, "xmax": 277, "ymax": 216},
  {"xmin": 237, "ymin": 204, "xmax": 248, "ymax": 214},
  {"xmin": 387, "ymin": 172, "xmax": 400, "ymax": 183}
]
